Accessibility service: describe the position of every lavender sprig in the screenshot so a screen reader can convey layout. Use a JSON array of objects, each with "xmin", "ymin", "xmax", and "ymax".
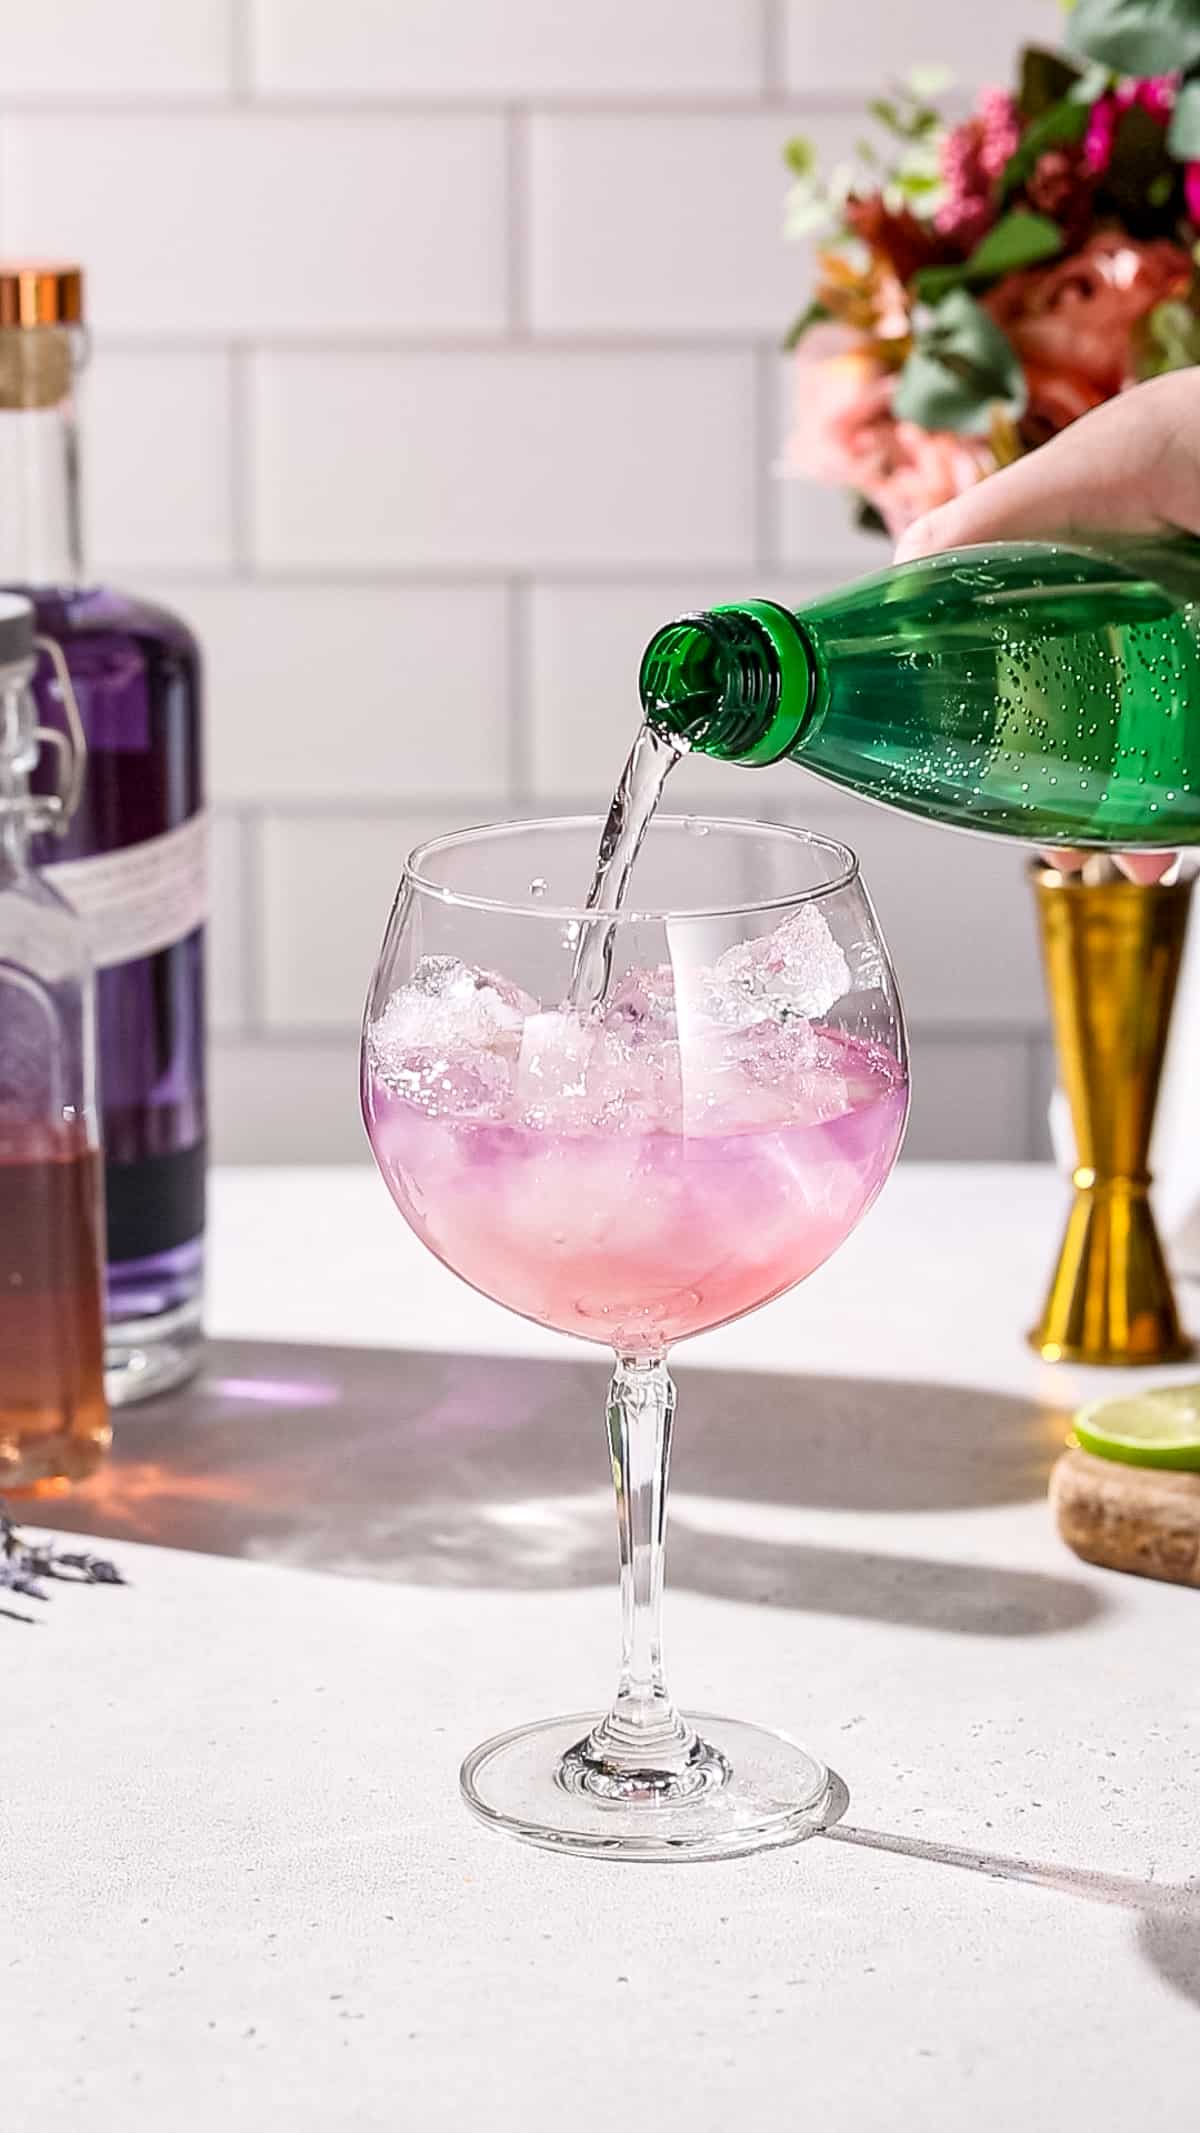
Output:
[{"xmin": 1, "ymin": 1506, "xmax": 125, "ymax": 1619}]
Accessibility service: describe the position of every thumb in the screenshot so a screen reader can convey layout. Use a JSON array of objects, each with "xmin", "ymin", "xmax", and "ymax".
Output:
[
  {"xmin": 892, "ymin": 457, "xmax": 1077, "ymax": 561},
  {"xmin": 894, "ymin": 503, "xmax": 965, "ymax": 563}
]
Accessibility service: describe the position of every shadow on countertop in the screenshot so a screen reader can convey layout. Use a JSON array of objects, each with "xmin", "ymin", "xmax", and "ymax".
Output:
[
  {"xmin": 40, "ymin": 1338, "xmax": 1100, "ymax": 1638},
  {"xmin": 828, "ymin": 1817, "xmax": 1200, "ymax": 2014}
]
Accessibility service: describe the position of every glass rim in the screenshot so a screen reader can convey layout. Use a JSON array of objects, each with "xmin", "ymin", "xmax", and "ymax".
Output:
[{"xmin": 404, "ymin": 814, "xmax": 860, "ymax": 923}]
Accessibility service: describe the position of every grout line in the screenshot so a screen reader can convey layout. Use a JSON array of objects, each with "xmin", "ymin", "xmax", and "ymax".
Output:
[
  {"xmin": 0, "ymin": 91, "xmax": 864, "ymax": 119},
  {"xmin": 213, "ymin": 1024, "xmax": 361, "ymax": 1052},
  {"xmin": 506, "ymin": 578, "xmax": 533, "ymax": 801},
  {"xmin": 236, "ymin": 807, "xmax": 265, "ymax": 1035},
  {"xmin": 505, "ymin": 107, "xmax": 530, "ymax": 337},
  {"xmin": 761, "ymin": 0, "xmax": 787, "ymax": 99},
  {"xmin": 228, "ymin": 0, "xmax": 253, "ymax": 101},
  {"xmin": 226, "ymin": 343, "xmax": 253, "ymax": 571},
  {"xmin": 109, "ymin": 561, "xmax": 846, "ymax": 590},
  {"xmin": 225, "ymin": 794, "xmax": 520, "ymax": 823},
  {"xmin": 1025, "ymin": 1030, "xmax": 1053, "ymax": 1160},
  {"xmin": 94, "ymin": 329, "xmax": 776, "ymax": 355},
  {"xmin": 753, "ymin": 341, "xmax": 780, "ymax": 570}
]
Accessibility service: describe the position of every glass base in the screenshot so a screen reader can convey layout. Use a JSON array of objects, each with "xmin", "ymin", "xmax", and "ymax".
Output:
[
  {"xmin": 105, "ymin": 1297, "xmax": 203, "ymax": 1408},
  {"xmin": 460, "ymin": 1712, "xmax": 845, "ymax": 1861}
]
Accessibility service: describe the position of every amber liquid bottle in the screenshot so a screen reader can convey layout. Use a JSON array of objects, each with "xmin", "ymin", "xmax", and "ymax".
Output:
[
  {"xmin": 0, "ymin": 591, "xmax": 108, "ymax": 1494},
  {"xmin": 0, "ymin": 264, "xmax": 206, "ymax": 1406}
]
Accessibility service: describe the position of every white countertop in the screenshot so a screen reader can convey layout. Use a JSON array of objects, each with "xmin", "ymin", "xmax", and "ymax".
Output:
[{"xmin": 8, "ymin": 1164, "xmax": 1200, "ymax": 2130}]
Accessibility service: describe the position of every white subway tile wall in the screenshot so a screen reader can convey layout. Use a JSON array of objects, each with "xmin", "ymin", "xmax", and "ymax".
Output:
[
  {"xmin": 528, "ymin": 114, "xmax": 853, "ymax": 335},
  {"xmin": 1, "ymin": 1, "xmax": 233, "ymax": 100},
  {"xmin": 0, "ymin": 0, "xmax": 1060, "ymax": 1162},
  {"xmin": 84, "ymin": 352, "xmax": 236, "ymax": 573},
  {"xmin": 206, "ymin": 811, "xmax": 248, "ymax": 1036},
  {"xmin": 1, "ymin": 115, "xmax": 510, "ymax": 335},
  {"xmin": 145, "ymin": 581, "xmax": 512, "ymax": 804},
  {"xmin": 784, "ymin": 0, "xmax": 1059, "ymax": 98},
  {"xmin": 252, "ymin": 0, "xmax": 766, "ymax": 101},
  {"xmin": 258, "ymin": 811, "xmax": 465, "ymax": 1031},
  {"xmin": 250, "ymin": 348, "xmax": 759, "ymax": 568}
]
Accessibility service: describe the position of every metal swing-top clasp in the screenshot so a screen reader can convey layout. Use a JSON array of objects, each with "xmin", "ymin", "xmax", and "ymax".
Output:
[
  {"xmin": 0, "ymin": 593, "xmax": 87, "ymax": 837},
  {"xmin": 30, "ymin": 633, "xmax": 87, "ymax": 835}
]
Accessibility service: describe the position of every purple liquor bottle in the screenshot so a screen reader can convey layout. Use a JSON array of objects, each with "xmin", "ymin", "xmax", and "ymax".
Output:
[{"xmin": 0, "ymin": 264, "xmax": 206, "ymax": 1405}]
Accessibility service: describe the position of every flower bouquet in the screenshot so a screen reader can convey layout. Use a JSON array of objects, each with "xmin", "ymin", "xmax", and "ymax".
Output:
[{"xmin": 783, "ymin": 0, "xmax": 1200, "ymax": 538}]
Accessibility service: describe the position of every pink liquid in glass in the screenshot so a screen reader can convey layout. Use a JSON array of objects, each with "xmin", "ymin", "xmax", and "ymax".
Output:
[{"xmin": 363, "ymin": 958, "xmax": 906, "ymax": 1350}]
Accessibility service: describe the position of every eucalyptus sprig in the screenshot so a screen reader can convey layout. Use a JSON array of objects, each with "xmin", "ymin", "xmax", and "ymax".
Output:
[{"xmin": 784, "ymin": 65, "xmax": 952, "ymax": 240}]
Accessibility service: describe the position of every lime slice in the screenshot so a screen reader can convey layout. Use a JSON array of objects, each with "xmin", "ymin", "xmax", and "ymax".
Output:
[{"xmin": 1074, "ymin": 1386, "xmax": 1200, "ymax": 1470}]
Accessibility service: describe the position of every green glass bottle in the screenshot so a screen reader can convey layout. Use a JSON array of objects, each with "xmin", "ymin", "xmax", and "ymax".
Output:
[{"xmin": 639, "ymin": 539, "xmax": 1200, "ymax": 848}]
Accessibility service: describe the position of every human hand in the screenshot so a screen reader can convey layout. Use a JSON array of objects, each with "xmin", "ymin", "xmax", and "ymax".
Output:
[{"xmin": 894, "ymin": 370, "xmax": 1200, "ymax": 883}]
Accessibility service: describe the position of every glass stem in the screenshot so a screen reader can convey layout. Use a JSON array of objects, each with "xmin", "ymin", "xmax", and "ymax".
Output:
[{"xmin": 584, "ymin": 1356, "xmax": 697, "ymax": 1779}]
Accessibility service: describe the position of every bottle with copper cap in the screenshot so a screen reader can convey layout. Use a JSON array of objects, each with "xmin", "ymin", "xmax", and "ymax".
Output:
[
  {"xmin": 0, "ymin": 263, "xmax": 207, "ymax": 1406},
  {"xmin": 0, "ymin": 589, "xmax": 109, "ymax": 1491}
]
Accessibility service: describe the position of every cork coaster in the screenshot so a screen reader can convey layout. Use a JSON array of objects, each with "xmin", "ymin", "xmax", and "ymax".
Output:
[{"xmin": 1051, "ymin": 1447, "xmax": 1200, "ymax": 1588}]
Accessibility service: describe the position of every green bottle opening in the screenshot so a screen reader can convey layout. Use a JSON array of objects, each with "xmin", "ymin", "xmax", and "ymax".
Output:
[
  {"xmin": 639, "ymin": 600, "xmax": 816, "ymax": 766},
  {"xmin": 637, "ymin": 541, "xmax": 1200, "ymax": 847}
]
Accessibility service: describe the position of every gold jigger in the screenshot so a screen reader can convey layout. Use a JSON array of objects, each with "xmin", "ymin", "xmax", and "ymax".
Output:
[{"xmin": 1029, "ymin": 857, "xmax": 1194, "ymax": 1367}]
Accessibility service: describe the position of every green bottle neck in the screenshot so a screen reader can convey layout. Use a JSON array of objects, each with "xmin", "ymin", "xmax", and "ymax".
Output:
[{"xmin": 639, "ymin": 600, "xmax": 819, "ymax": 766}]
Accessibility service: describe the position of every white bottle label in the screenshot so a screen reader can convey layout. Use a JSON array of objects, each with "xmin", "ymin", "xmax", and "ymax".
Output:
[{"xmin": 43, "ymin": 810, "xmax": 208, "ymax": 971}]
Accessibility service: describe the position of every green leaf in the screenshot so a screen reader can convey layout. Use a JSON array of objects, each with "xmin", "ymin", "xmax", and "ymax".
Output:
[
  {"xmin": 785, "ymin": 190, "xmax": 834, "ymax": 238},
  {"xmin": 1072, "ymin": 62, "xmax": 1115, "ymax": 103},
  {"xmin": 1067, "ymin": 0, "xmax": 1200, "ymax": 77},
  {"xmin": 1017, "ymin": 44, "xmax": 1083, "ymax": 120},
  {"xmin": 913, "ymin": 210, "xmax": 1065, "ymax": 303},
  {"xmin": 1135, "ymin": 296, "xmax": 1200, "ymax": 377},
  {"xmin": 999, "ymin": 93, "xmax": 1090, "ymax": 197},
  {"xmin": 906, "ymin": 64, "xmax": 953, "ymax": 101},
  {"xmin": 893, "ymin": 289, "xmax": 1026, "ymax": 434},
  {"xmin": 854, "ymin": 495, "xmax": 889, "ymax": 536},
  {"xmin": 784, "ymin": 135, "xmax": 815, "ymax": 177},
  {"xmin": 961, "ymin": 208, "xmax": 1065, "ymax": 277},
  {"xmin": 781, "ymin": 298, "xmax": 832, "ymax": 353},
  {"xmin": 1100, "ymin": 100, "xmax": 1179, "ymax": 229},
  {"xmin": 1168, "ymin": 76, "xmax": 1200, "ymax": 161},
  {"xmin": 910, "ymin": 267, "xmax": 956, "ymax": 304},
  {"xmin": 869, "ymin": 93, "xmax": 941, "ymax": 143}
]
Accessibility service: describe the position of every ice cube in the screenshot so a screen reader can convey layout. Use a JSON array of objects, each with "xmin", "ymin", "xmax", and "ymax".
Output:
[
  {"xmin": 374, "ymin": 1044, "xmax": 513, "ymax": 1119},
  {"xmin": 605, "ymin": 964, "xmax": 678, "ymax": 1036},
  {"xmin": 587, "ymin": 1027, "xmax": 683, "ymax": 1132},
  {"xmin": 370, "ymin": 957, "xmax": 537, "ymax": 1064},
  {"xmin": 703, "ymin": 906, "xmax": 851, "ymax": 1027},
  {"xmin": 515, "ymin": 1010, "xmax": 598, "ymax": 1125},
  {"xmin": 408, "ymin": 954, "xmax": 466, "ymax": 997},
  {"xmin": 722, "ymin": 1016, "xmax": 819, "ymax": 1082}
]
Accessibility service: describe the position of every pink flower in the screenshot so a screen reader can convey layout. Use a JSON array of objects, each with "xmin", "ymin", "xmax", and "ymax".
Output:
[
  {"xmin": 784, "ymin": 327, "xmax": 893, "ymax": 482},
  {"xmin": 1085, "ymin": 73, "xmax": 1179, "ymax": 173},
  {"xmin": 1138, "ymin": 74, "xmax": 1178, "ymax": 122},
  {"xmin": 1020, "ymin": 362, "xmax": 1108, "ymax": 448},
  {"xmin": 935, "ymin": 128, "xmax": 992, "ymax": 245},
  {"xmin": 985, "ymin": 229, "xmax": 1192, "ymax": 396},
  {"xmin": 1187, "ymin": 163, "xmax": 1200, "ymax": 223},
  {"xmin": 935, "ymin": 87, "xmax": 1020, "ymax": 246},
  {"xmin": 784, "ymin": 326, "xmax": 993, "ymax": 538},
  {"xmin": 867, "ymin": 423, "xmax": 995, "ymax": 537},
  {"xmin": 976, "ymin": 87, "xmax": 1021, "ymax": 181},
  {"xmin": 1083, "ymin": 97, "xmax": 1118, "ymax": 174}
]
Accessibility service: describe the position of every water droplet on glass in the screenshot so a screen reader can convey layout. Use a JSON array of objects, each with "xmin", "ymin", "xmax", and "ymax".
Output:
[{"xmin": 530, "ymin": 877, "xmax": 548, "ymax": 898}]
